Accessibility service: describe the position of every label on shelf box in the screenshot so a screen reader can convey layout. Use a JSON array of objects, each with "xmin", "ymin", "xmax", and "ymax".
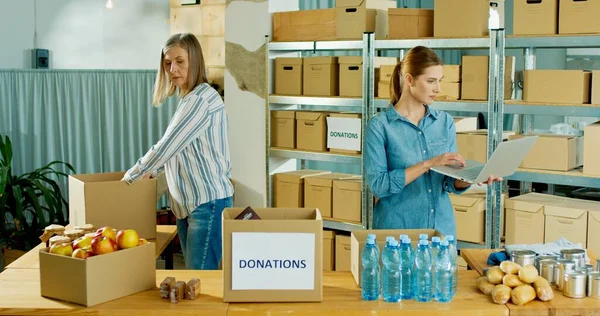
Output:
[{"xmin": 326, "ymin": 117, "xmax": 361, "ymax": 151}]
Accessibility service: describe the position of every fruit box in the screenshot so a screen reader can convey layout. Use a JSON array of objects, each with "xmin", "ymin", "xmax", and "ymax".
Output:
[{"xmin": 39, "ymin": 242, "xmax": 156, "ymax": 307}]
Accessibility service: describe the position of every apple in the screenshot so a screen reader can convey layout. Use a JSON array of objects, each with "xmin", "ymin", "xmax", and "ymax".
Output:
[
  {"xmin": 49, "ymin": 242, "xmax": 73, "ymax": 257},
  {"xmin": 116, "ymin": 229, "xmax": 139, "ymax": 249},
  {"xmin": 72, "ymin": 248, "xmax": 92, "ymax": 259},
  {"xmin": 96, "ymin": 226, "xmax": 117, "ymax": 242},
  {"xmin": 72, "ymin": 235, "xmax": 93, "ymax": 250},
  {"xmin": 138, "ymin": 238, "xmax": 148, "ymax": 246},
  {"xmin": 91, "ymin": 235, "xmax": 117, "ymax": 255}
]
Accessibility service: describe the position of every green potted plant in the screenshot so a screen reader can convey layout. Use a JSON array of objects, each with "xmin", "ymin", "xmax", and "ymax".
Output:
[{"xmin": 0, "ymin": 135, "xmax": 75, "ymax": 267}]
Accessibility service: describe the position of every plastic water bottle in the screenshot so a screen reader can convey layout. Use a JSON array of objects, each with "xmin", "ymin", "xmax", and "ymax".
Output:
[
  {"xmin": 446, "ymin": 235, "xmax": 458, "ymax": 297},
  {"xmin": 414, "ymin": 240, "xmax": 433, "ymax": 302},
  {"xmin": 435, "ymin": 240, "xmax": 454, "ymax": 303},
  {"xmin": 419, "ymin": 233, "xmax": 428, "ymax": 242},
  {"xmin": 361, "ymin": 237, "xmax": 380, "ymax": 301},
  {"xmin": 382, "ymin": 239, "xmax": 401, "ymax": 302},
  {"xmin": 431, "ymin": 236, "xmax": 441, "ymax": 299},
  {"xmin": 399, "ymin": 237, "xmax": 413, "ymax": 300},
  {"xmin": 367, "ymin": 234, "xmax": 381, "ymax": 258},
  {"xmin": 399, "ymin": 234, "xmax": 408, "ymax": 242}
]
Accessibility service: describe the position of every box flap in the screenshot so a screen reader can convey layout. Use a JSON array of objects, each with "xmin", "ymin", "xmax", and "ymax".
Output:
[
  {"xmin": 338, "ymin": 56, "xmax": 363, "ymax": 65},
  {"xmin": 330, "ymin": 113, "xmax": 361, "ymax": 119},
  {"xmin": 304, "ymin": 56, "xmax": 338, "ymax": 65},
  {"xmin": 223, "ymin": 208, "xmax": 322, "ymax": 221},
  {"xmin": 449, "ymin": 193, "xmax": 484, "ymax": 212},
  {"xmin": 70, "ymin": 172, "xmax": 126, "ymax": 183},
  {"xmin": 544, "ymin": 204, "xmax": 587, "ymax": 220},
  {"xmin": 275, "ymin": 170, "xmax": 331, "ymax": 184},
  {"xmin": 306, "ymin": 173, "xmax": 357, "ymax": 188},
  {"xmin": 323, "ymin": 230, "xmax": 335, "ymax": 239},
  {"xmin": 374, "ymin": 57, "xmax": 398, "ymax": 68},
  {"xmin": 271, "ymin": 111, "xmax": 295, "ymax": 119},
  {"xmin": 296, "ymin": 111, "xmax": 324, "ymax": 121},
  {"xmin": 505, "ymin": 193, "xmax": 547, "ymax": 213},
  {"xmin": 337, "ymin": 235, "xmax": 351, "ymax": 246},
  {"xmin": 389, "ymin": 8, "xmax": 434, "ymax": 16},
  {"xmin": 511, "ymin": 133, "xmax": 578, "ymax": 141},
  {"xmin": 333, "ymin": 178, "xmax": 362, "ymax": 191},
  {"xmin": 276, "ymin": 57, "xmax": 303, "ymax": 66},
  {"xmin": 336, "ymin": 0, "xmax": 364, "ymax": 9},
  {"xmin": 590, "ymin": 211, "xmax": 600, "ymax": 223}
]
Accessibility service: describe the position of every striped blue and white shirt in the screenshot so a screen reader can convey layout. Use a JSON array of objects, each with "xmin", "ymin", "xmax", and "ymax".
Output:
[{"xmin": 123, "ymin": 83, "xmax": 233, "ymax": 219}]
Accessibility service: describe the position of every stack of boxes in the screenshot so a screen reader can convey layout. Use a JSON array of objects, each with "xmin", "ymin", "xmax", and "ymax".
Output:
[{"xmin": 437, "ymin": 65, "xmax": 461, "ymax": 101}]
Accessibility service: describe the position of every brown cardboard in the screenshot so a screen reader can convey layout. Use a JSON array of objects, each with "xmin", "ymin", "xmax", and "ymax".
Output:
[
  {"xmin": 296, "ymin": 111, "xmax": 328, "ymax": 152},
  {"xmin": 335, "ymin": 235, "xmax": 351, "ymax": 271},
  {"xmin": 388, "ymin": 8, "xmax": 433, "ymax": 39},
  {"xmin": 338, "ymin": 56, "xmax": 363, "ymax": 97},
  {"xmin": 453, "ymin": 117, "xmax": 478, "ymax": 132},
  {"xmin": 39, "ymin": 242, "xmax": 156, "ymax": 307},
  {"xmin": 450, "ymin": 192, "xmax": 505, "ymax": 244},
  {"xmin": 434, "ymin": 0, "xmax": 489, "ymax": 38},
  {"xmin": 351, "ymin": 229, "xmax": 443, "ymax": 286},
  {"xmin": 559, "ymin": 0, "xmax": 600, "ymax": 34},
  {"xmin": 305, "ymin": 173, "xmax": 357, "ymax": 218},
  {"xmin": 303, "ymin": 57, "xmax": 339, "ymax": 96},
  {"xmin": 336, "ymin": 0, "xmax": 395, "ymax": 40},
  {"xmin": 379, "ymin": 65, "xmax": 395, "ymax": 83},
  {"xmin": 272, "ymin": 9, "xmax": 336, "ymax": 42},
  {"xmin": 514, "ymin": 0, "xmax": 558, "ymax": 35},
  {"xmin": 584, "ymin": 122, "xmax": 600, "ymax": 176},
  {"xmin": 523, "ymin": 70, "xmax": 591, "ymax": 104},
  {"xmin": 275, "ymin": 58, "xmax": 303, "ymax": 95},
  {"xmin": 273, "ymin": 170, "xmax": 331, "ymax": 208},
  {"xmin": 544, "ymin": 201, "xmax": 588, "ymax": 247},
  {"xmin": 323, "ymin": 230, "xmax": 336, "ymax": 271},
  {"xmin": 436, "ymin": 82, "xmax": 461, "ymax": 100},
  {"xmin": 222, "ymin": 208, "xmax": 323, "ymax": 302},
  {"xmin": 68, "ymin": 172, "xmax": 157, "ymax": 239},
  {"xmin": 588, "ymin": 210, "xmax": 600, "ymax": 261},
  {"xmin": 456, "ymin": 130, "xmax": 488, "ymax": 163},
  {"xmin": 378, "ymin": 82, "xmax": 390, "ymax": 99},
  {"xmin": 510, "ymin": 134, "xmax": 584, "ymax": 171},
  {"xmin": 270, "ymin": 111, "xmax": 295, "ymax": 149},
  {"xmin": 332, "ymin": 178, "xmax": 362, "ymax": 223},
  {"xmin": 443, "ymin": 65, "xmax": 461, "ymax": 83},
  {"xmin": 461, "ymin": 56, "xmax": 515, "ymax": 101},
  {"xmin": 328, "ymin": 113, "xmax": 362, "ymax": 154},
  {"xmin": 593, "ymin": 71, "xmax": 600, "ymax": 105},
  {"xmin": 505, "ymin": 193, "xmax": 549, "ymax": 245}
]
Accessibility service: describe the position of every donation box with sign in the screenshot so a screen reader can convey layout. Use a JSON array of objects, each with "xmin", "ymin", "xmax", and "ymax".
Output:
[{"xmin": 222, "ymin": 208, "xmax": 323, "ymax": 302}]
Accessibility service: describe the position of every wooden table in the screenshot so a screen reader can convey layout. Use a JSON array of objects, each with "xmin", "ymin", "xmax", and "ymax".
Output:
[
  {"xmin": 0, "ymin": 269, "xmax": 507, "ymax": 316},
  {"xmin": 4, "ymin": 225, "xmax": 178, "ymax": 270}
]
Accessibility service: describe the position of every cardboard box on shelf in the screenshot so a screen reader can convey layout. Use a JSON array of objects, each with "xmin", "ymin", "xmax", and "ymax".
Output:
[
  {"xmin": 351, "ymin": 229, "xmax": 443, "ymax": 286},
  {"xmin": 514, "ymin": 0, "xmax": 558, "ymax": 35},
  {"xmin": 332, "ymin": 178, "xmax": 362, "ymax": 223},
  {"xmin": 584, "ymin": 121, "xmax": 600, "ymax": 176},
  {"xmin": 559, "ymin": 0, "xmax": 600, "ymax": 34},
  {"xmin": 336, "ymin": 0, "xmax": 395, "ymax": 40},
  {"xmin": 451, "ymin": 192, "xmax": 505, "ymax": 244},
  {"xmin": 587, "ymin": 208, "xmax": 600, "ymax": 262},
  {"xmin": 222, "ymin": 208, "xmax": 323, "ymax": 302},
  {"xmin": 39, "ymin": 242, "xmax": 155, "ymax": 307},
  {"xmin": 305, "ymin": 173, "xmax": 358, "ymax": 218},
  {"xmin": 457, "ymin": 130, "xmax": 514, "ymax": 163},
  {"xmin": 505, "ymin": 193, "xmax": 550, "ymax": 245},
  {"xmin": 434, "ymin": 0, "xmax": 488, "ymax": 38},
  {"xmin": 270, "ymin": 111, "xmax": 295, "ymax": 149},
  {"xmin": 388, "ymin": 8, "xmax": 433, "ymax": 39},
  {"xmin": 273, "ymin": 170, "xmax": 331, "ymax": 208},
  {"xmin": 544, "ymin": 200, "xmax": 589, "ymax": 248},
  {"xmin": 303, "ymin": 57, "xmax": 339, "ymax": 97},
  {"xmin": 68, "ymin": 172, "xmax": 157, "ymax": 239},
  {"xmin": 593, "ymin": 71, "xmax": 600, "ymax": 105},
  {"xmin": 436, "ymin": 82, "xmax": 460, "ymax": 100},
  {"xmin": 443, "ymin": 65, "xmax": 461, "ymax": 83},
  {"xmin": 377, "ymin": 64, "xmax": 395, "ymax": 99},
  {"xmin": 335, "ymin": 235, "xmax": 351, "ymax": 271},
  {"xmin": 323, "ymin": 230, "xmax": 336, "ymax": 271},
  {"xmin": 453, "ymin": 117, "xmax": 478, "ymax": 132},
  {"xmin": 296, "ymin": 111, "xmax": 328, "ymax": 152},
  {"xmin": 523, "ymin": 70, "xmax": 591, "ymax": 104},
  {"xmin": 275, "ymin": 58, "xmax": 303, "ymax": 95},
  {"xmin": 272, "ymin": 9, "xmax": 336, "ymax": 42},
  {"xmin": 509, "ymin": 134, "xmax": 583, "ymax": 171},
  {"xmin": 327, "ymin": 113, "xmax": 362, "ymax": 154},
  {"xmin": 338, "ymin": 56, "xmax": 363, "ymax": 97},
  {"xmin": 461, "ymin": 55, "xmax": 515, "ymax": 101},
  {"xmin": 374, "ymin": 58, "xmax": 398, "ymax": 97}
]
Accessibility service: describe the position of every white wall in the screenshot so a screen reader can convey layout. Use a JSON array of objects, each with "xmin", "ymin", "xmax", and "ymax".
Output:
[{"xmin": 0, "ymin": 0, "xmax": 169, "ymax": 69}]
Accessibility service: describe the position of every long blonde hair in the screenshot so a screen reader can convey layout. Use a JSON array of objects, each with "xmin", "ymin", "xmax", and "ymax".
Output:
[
  {"xmin": 390, "ymin": 46, "xmax": 442, "ymax": 105},
  {"xmin": 153, "ymin": 33, "xmax": 208, "ymax": 106}
]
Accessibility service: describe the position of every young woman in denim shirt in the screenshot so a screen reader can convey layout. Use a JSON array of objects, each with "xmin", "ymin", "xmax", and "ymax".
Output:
[{"xmin": 365, "ymin": 46, "xmax": 501, "ymax": 237}]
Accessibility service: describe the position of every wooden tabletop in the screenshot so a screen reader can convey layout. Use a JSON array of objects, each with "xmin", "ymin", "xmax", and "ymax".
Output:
[{"xmin": 4, "ymin": 225, "xmax": 178, "ymax": 270}]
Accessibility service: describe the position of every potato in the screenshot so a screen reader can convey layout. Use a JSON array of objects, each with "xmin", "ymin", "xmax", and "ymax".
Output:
[
  {"xmin": 491, "ymin": 284, "xmax": 512, "ymax": 305},
  {"xmin": 532, "ymin": 276, "xmax": 554, "ymax": 302},
  {"xmin": 503, "ymin": 274, "xmax": 526, "ymax": 288},
  {"xmin": 500, "ymin": 261, "xmax": 522, "ymax": 275},
  {"xmin": 511, "ymin": 284, "xmax": 536, "ymax": 306},
  {"xmin": 518, "ymin": 265, "xmax": 539, "ymax": 284},
  {"xmin": 477, "ymin": 276, "xmax": 495, "ymax": 295},
  {"xmin": 487, "ymin": 266, "xmax": 505, "ymax": 285}
]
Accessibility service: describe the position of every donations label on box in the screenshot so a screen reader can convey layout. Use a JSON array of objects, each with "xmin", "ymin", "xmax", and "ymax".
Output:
[{"xmin": 326, "ymin": 117, "xmax": 361, "ymax": 151}]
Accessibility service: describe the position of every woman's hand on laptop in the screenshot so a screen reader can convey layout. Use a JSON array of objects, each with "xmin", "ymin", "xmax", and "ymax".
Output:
[
  {"xmin": 477, "ymin": 175, "xmax": 503, "ymax": 186},
  {"xmin": 428, "ymin": 152, "xmax": 466, "ymax": 168}
]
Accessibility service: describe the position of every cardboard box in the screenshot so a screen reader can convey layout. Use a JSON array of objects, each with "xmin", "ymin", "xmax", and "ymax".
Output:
[
  {"xmin": 323, "ymin": 230, "xmax": 336, "ymax": 271},
  {"xmin": 272, "ymin": 9, "xmax": 336, "ymax": 42},
  {"xmin": 332, "ymin": 178, "xmax": 362, "ymax": 223},
  {"xmin": 39, "ymin": 242, "xmax": 156, "ymax": 307},
  {"xmin": 328, "ymin": 113, "xmax": 362, "ymax": 154},
  {"xmin": 584, "ymin": 122, "xmax": 600, "ymax": 176},
  {"xmin": 523, "ymin": 70, "xmax": 591, "ymax": 104},
  {"xmin": 68, "ymin": 172, "xmax": 157, "ymax": 239},
  {"xmin": 305, "ymin": 173, "xmax": 357, "ymax": 218},
  {"xmin": 514, "ymin": 0, "xmax": 558, "ymax": 35},
  {"xmin": 335, "ymin": 235, "xmax": 351, "ymax": 271},
  {"xmin": 461, "ymin": 56, "xmax": 515, "ymax": 101},
  {"xmin": 338, "ymin": 56, "xmax": 363, "ymax": 97},
  {"xmin": 456, "ymin": 130, "xmax": 488, "ymax": 163},
  {"xmin": 275, "ymin": 58, "xmax": 302, "ymax": 95},
  {"xmin": 222, "ymin": 208, "xmax": 323, "ymax": 302},
  {"xmin": 273, "ymin": 170, "xmax": 331, "ymax": 208},
  {"xmin": 303, "ymin": 57, "xmax": 339, "ymax": 96},
  {"xmin": 454, "ymin": 117, "xmax": 478, "ymax": 132},
  {"xmin": 450, "ymin": 192, "xmax": 505, "ymax": 244},
  {"xmin": 378, "ymin": 82, "xmax": 390, "ymax": 99},
  {"xmin": 588, "ymin": 209, "xmax": 600, "ymax": 261},
  {"xmin": 443, "ymin": 65, "xmax": 461, "ymax": 83},
  {"xmin": 351, "ymin": 229, "xmax": 443, "ymax": 286},
  {"xmin": 544, "ymin": 199, "xmax": 589, "ymax": 247},
  {"xmin": 510, "ymin": 134, "xmax": 583, "ymax": 171},
  {"xmin": 593, "ymin": 71, "xmax": 600, "ymax": 105},
  {"xmin": 378, "ymin": 64, "xmax": 395, "ymax": 99},
  {"xmin": 559, "ymin": 0, "xmax": 600, "ymax": 34},
  {"xmin": 296, "ymin": 111, "xmax": 328, "ymax": 152},
  {"xmin": 436, "ymin": 82, "xmax": 460, "ymax": 100},
  {"xmin": 505, "ymin": 193, "xmax": 549, "ymax": 245},
  {"xmin": 336, "ymin": 0, "xmax": 395, "ymax": 40},
  {"xmin": 271, "ymin": 111, "xmax": 295, "ymax": 149},
  {"xmin": 388, "ymin": 8, "xmax": 433, "ymax": 39},
  {"xmin": 434, "ymin": 0, "xmax": 489, "ymax": 38}
]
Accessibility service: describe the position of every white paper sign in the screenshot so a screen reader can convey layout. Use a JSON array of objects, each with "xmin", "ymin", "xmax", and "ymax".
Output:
[
  {"xmin": 326, "ymin": 117, "xmax": 362, "ymax": 151},
  {"xmin": 231, "ymin": 232, "xmax": 315, "ymax": 290}
]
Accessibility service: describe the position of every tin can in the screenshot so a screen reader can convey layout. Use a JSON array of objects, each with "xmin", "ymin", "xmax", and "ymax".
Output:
[
  {"xmin": 512, "ymin": 250, "xmax": 536, "ymax": 267},
  {"xmin": 589, "ymin": 272, "xmax": 600, "ymax": 299},
  {"xmin": 539, "ymin": 259, "xmax": 557, "ymax": 285},
  {"xmin": 556, "ymin": 259, "xmax": 577, "ymax": 291},
  {"xmin": 564, "ymin": 271, "xmax": 587, "ymax": 299},
  {"xmin": 560, "ymin": 249, "xmax": 586, "ymax": 268},
  {"xmin": 536, "ymin": 255, "xmax": 558, "ymax": 272}
]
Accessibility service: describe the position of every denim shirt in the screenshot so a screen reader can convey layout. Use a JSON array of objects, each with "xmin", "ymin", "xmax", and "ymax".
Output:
[{"xmin": 365, "ymin": 105, "xmax": 469, "ymax": 237}]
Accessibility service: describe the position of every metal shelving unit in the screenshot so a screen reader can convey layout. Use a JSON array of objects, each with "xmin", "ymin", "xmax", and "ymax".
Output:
[{"xmin": 270, "ymin": 148, "xmax": 362, "ymax": 165}]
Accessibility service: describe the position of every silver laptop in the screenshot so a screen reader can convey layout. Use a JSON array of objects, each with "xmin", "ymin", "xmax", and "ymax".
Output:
[{"xmin": 431, "ymin": 136, "xmax": 538, "ymax": 184}]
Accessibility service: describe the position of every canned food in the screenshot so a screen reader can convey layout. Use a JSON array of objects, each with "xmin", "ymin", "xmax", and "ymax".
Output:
[
  {"xmin": 539, "ymin": 259, "xmax": 557, "ymax": 285},
  {"xmin": 564, "ymin": 271, "xmax": 587, "ymax": 299},
  {"xmin": 556, "ymin": 259, "xmax": 577, "ymax": 291},
  {"xmin": 536, "ymin": 255, "xmax": 558, "ymax": 271},
  {"xmin": 590, "ymin": 272, "xmax": 600, "ymax": 299},
  {"xmin": 597, "ymin": 259, "xmax": 600, "ymax": 272},
  {"xmin": 586, "ymin": 264, "xmax": 595, "ymax": 273},
  {"xmin": 512, "ymin": 250, "xmax": 536, "ymax": 267},
  {"xmin": 561, "ymin": 249, "xmax": 586, "ymax": 268}
]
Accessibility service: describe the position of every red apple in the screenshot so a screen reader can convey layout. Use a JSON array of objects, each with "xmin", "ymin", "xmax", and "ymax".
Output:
[
  {"xmin": 138, "ymin": 238, "xmax": 148, "ymax": 246},
  {"xmin": 91, "ymin": 235, "xmax": 117, "ymax": 255},
  {"xmin": 96, "ymin": 226, "xmax": 117, "ymax": 243},
  {"xmin": 49, "ymin": 242, "xmax": 73, "ymax": 257},
  {"xmin": 72, "ymin": 235, "xmax": 93, "ymax": 250},
  {"xmin": 116, "ymin": 229, "xmax": 139, "ymax": 249},
  {"xmin": 72, "ymin": 248, "xmax": 91, "ymax": 259}
]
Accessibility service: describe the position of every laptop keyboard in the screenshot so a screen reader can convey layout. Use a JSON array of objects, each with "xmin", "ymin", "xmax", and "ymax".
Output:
[{"xmin": 454, "ymin": 165, "xmax": 484, "ymax": 180}]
